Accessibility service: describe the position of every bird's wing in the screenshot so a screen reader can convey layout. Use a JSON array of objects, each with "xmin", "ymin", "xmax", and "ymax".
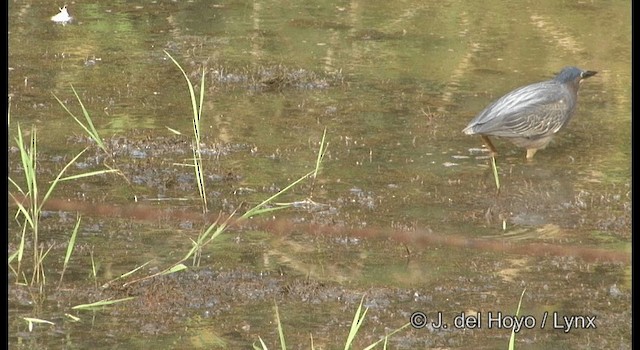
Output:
[{"xmin": 467, "ymin": 82, "xmax": 573, "ymax": 138}]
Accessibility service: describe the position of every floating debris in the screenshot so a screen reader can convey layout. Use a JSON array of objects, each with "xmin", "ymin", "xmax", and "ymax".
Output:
[
  {"xmin": 468, "ymin": 147, "xmax": 489, "ymax": 155},
  {"xmin": 210, "ymin": 64, "xmax": 341, "ymax": 92}
]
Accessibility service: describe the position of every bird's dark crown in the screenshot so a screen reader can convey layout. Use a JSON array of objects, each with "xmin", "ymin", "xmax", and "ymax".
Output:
[{"xmin": 555, "ymin": 66, "xmax": 597, "ymax": 83}]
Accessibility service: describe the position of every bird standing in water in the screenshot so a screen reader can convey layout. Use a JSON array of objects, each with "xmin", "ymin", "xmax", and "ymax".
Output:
[
  {"xmin": 463, "ymin": 66, "xmax": 597, "ymax": 160},
  {"xmin": 51, "ymin": 5, "xmax": 72, "ymax": 23}
]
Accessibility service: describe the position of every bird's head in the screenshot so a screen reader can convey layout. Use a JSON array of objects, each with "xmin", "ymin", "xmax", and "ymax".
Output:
[{"xmin": 555, "ymin": 66, "xmax": 597, "ymax": 85}]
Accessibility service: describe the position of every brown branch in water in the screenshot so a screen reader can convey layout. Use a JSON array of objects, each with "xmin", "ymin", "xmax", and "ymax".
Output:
[{"xmin": 12, "ymin": 195, "xmax": 630, "ymax": 264}]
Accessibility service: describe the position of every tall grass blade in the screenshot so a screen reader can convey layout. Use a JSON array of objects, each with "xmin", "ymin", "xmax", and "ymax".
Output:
[
  {"xmin": 7, "ymin": 224, "xmax": 28, "ymax": 276},
  {"xmin": 240, "ymin": 133, "xmax": 328, "ymax": 219},
  {"xmin": 23, "ymin": 317, "xmax": 55, "ymax": 332},
  {"xmin": 34, "ymin": 244, "xmax": 54, "ymax": 286},
  {"xmin": 160, "ymin": 263, "xmax": 188, "ymax": 275},
  {"xmin": 10, "ymin": 126, "xmax": 110, "ymax": 287},
  {"xmin": 163, "ymin": 50, "xmax": 200, "ymax": 124},
  {"xmin": 40, "ymin": 147, "xmax": 89, "ymax": 206},
  {"xmin": 72, "ymin": 297, "xmax": 136, "ymax": 310},
  {"xmin": 164, "ymin": 50, "xmax": 209, "ymax": 213},
  {"xmin": 313, "ymin": 128, "xmax": 328, "ymax": 180},
  {"xmin": 344, "ymin": 295, "xmax": 368, "ymax": 350},
  {"xmin": 57, "ymin": 168, "xmax": 120, "ymax": 182},
  {"xmin": 8, "ymin": 194, "xmax": 35, "ymax": 236},
  {"xmin": 491, "ymin": 155, "xmax": 500, "ymax": 192},
  {"xmin": 508, "ymin": 288, "xmax": 527, "ymax": 350},
  {"xmin": 362, "ymin": 322, "xmax": 411, "ymax": 350},
  {"xmin": 52, "ymin": 86, "xmax": 107, "ymax": 153},
  {"xmin": 253, "ymin": 337, "xmax": 269, "ymax": 350},
  {"xmin": 166, "ymin": 126, "xmax": 182, "ymax": 135},
  {"xmin": 101, "ymin": 260, "xmax": 152, "ymax": 288},
  {"xmin": 58, "ymin": 214, "xmax": 81, "ymax": 287},
  {"xmin": 11, "ymin": 125, "xmax": 41, "ymax": 284},
  {"xmin": 90, "ymin": 249, "xmax": 98, "ymax": 288},
  {"xmin": 241, "ymin": 170, "xmax": 315, "ymax": 220},
  {"xmin": 64, "ymin": 313, "xmax": 81, "ymax": 322},
  {"xmin": 274, "ymin": 302, "xmax": 287, "ymax": 350}
]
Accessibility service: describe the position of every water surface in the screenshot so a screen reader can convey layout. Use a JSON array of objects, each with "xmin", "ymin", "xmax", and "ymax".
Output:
[{"xmin": 9, "ymin": 1, "xmax": 630, "ymax": 349}]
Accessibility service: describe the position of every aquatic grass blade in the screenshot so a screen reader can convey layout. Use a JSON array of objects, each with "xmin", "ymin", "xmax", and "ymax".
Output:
[
  {"xmin": 13, "ymin": 124, "xmax": 37, "ymax": 200},
  {"xmin": 166, "ymin": 126, "xmax": 182, "ymax": 135},
  {"xmin": 182, "ymin": 214, "xmax": 227, "ymax": 262},
  {"xmin": 65, "ymin": 313, "xmax": 81, "ymax": 322},
  {"xmin": 52, "ymin": 86, "xmax": 107, "ymax": 153},
  {"xmin": 508, "ymin": 288, "xmax": 527, "ymax": 350},
  {"xmin": 160, "ymin": 263, "xmax": 188, "ymax": 275},
  {"xmin": 308, "ymin": 128, "xmax": 328, "ymax": 198},
  {"xmin": 274, "ymin": 302, "xmax": 287, "ymax": 350},
  {"xmin": 40, "ymin": 147, "xmax": 89, "ymax": 207},
  {"xmin": 8, "ymin": 177, "xmax": 25, "ymax": 198},
  {"xmin": 192, "ymin": 145, "xmax": 208, "ymax": 213},
  {"xmin": 39, "ymin": 147, "xmax": 117, "ymax": 211},
  {"xmin": 58, "ymin": 214, "xmax": 81, "ymax": 287},
  {"xmin": 254, "ymin": 295, "xmax": 409, "ymax": 349},
  {"xmin": 362, "ymin": 322, "xmax": 411, "ymax": 350},
  {"xmin": 241, "ymin": 170, "xmax": 315, "ymax": 220},
  {"xmin": 23, "ymin": 317, "xmax": 55, "ymax": 332},
  {"xmin": 121, "ymin": 214, "xmax": 231, "ymax": 286},
  {"xmin": 100, "ymin": 260, "xmax": 152, "ymax": 288},
  {"xmin": 193, "ymin": 66, "xmax": 208, "ymax": 213},
  {"xmin": 121, "ymin": 131, "xmax": 328, "ymax": 289},
  {"xmin": 90, "ymin": 249, "xmax": 98, "ymax": 287},
  {"xmin": 57, "ymin": 168, "xmax": 120, "ymax": 182},
  {"xmin": 8, "ymin": 193, "xmax": 35, "ymax": 234},
  {"xmin": 8, "ymin": 245, "xmax": 20, "ymax": 264},
  {"xmin": 117, "ymin": 261, "xmax": 152, "ymax": 280},
  {"xmin": 253, "ymin": 301, "xmax": 286, "ymax": 350},
  {"xmin": 72, "ymin": 297, "xmax": 136, "ymax": 310},
  {"xmin": 9, "ymin": 124, "xmax": 43, "ymax": 284},
  {"xmin": 164, "ymin": 50, "xmax": 209, "ymax": 213},
  {"xmin": 344, "ymin": 295, "xmax": 368, "ymax": 350},
  {"xmin": 197, "ymin": 58, "xmax": 206, "ymax": 126},
  {"xmin": 491, "ymin": 155, "xmax": 500, "ymax": 192},
  {"xmin": 7, "ymin": 224, "xmax": 28, "ymax": 275},
  {"xmin": 34, "ymin": 244, "xmax": 54, "ymax": 286},
  {"xmin": 253, "ymin": 337, "xmax": 269, "ymax": 350},
  {"xmin": 70, "ymin": 84, "xmax": 105, "ymax": 151},
  {"xmin": 163, "ymin": 50, "xmax": 200, "ymax": 125},
  {"xmin": 313, "ymin": 128, "xmax": 328, "ymax": 180},
  {"xmin": 243, "ymin": 204, "xmax": 291, "ymax": 216}
]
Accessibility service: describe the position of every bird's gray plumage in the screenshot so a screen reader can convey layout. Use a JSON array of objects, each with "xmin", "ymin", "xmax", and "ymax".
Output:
[{"xmin": 463, "ymin": 66, "xmax": 597, "ymax": 159}]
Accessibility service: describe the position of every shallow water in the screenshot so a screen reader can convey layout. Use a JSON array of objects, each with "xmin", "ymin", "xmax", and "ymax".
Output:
[{"xmin": 9, "ymin": 1, "xmax": 630, "ymax": 349}]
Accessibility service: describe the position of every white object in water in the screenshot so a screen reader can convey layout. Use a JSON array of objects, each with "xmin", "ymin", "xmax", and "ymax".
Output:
[{"xmin": 51, "ymin": 5, "xmax": 72, "ymax": 23}]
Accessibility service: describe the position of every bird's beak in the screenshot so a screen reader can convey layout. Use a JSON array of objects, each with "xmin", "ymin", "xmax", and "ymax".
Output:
[{"xmin": 581, "ymin": 70, "xmax": 598, "ymax": 79}]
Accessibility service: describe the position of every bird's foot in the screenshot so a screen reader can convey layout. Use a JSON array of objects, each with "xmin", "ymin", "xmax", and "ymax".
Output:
[{"xmin": 525, "ymin": 149, "xmax": 538, "ymax": 160}]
